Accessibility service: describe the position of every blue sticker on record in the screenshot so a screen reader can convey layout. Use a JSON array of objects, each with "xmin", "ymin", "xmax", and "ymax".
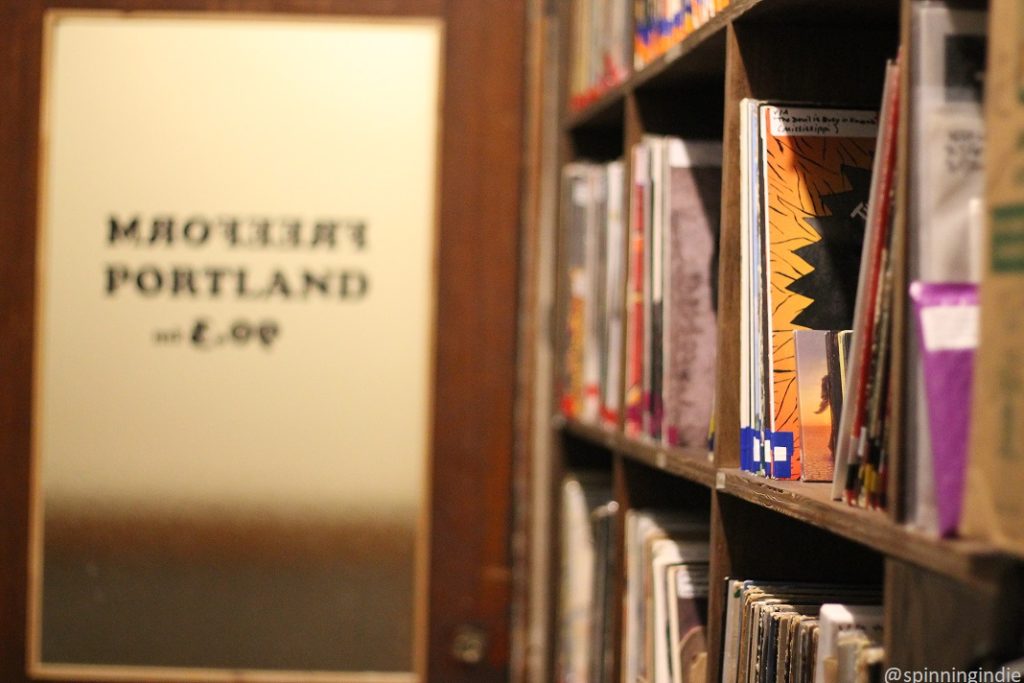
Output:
[
  {"xmin": 771, "ymin": 431, "xmax": 794, "ymax": 479},
  {"xmin": 740, "ymin": 427, "xmax": 755, "ymax": 472}
]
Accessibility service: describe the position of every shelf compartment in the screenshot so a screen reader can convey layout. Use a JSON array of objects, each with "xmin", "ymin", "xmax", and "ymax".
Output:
[
  {"xmin": 565, "ymin": 1, "xmax": 742, "ymax": 131},
  {"xmin": 565, "ymin": 0, "xmax": 900, "ymax": 132},
  {"xmin": 716, "ymin": 469, "xmax": 1011, "ymax": 586},
  {"xmin": 557, "ymin": 417, "xmax": 716, "ymax": 487},
  {"xmin": 630, "ymin": 4, "xmax": 736, "ymax": 93},
  {"xmin": 737, "ymin": 0, "xmax": 899, "ymax": 26},
  {"xmin": 566, "ymin": 81, "xmax": 627, "ymax": 132}
]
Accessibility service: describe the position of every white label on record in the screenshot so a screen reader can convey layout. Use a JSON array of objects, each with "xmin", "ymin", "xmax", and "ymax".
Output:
[
  {"xmin": 573, "ymin": 182, "xmax": 592, "ymax": 205},
  {"xmin": 768, "ymin": 106, "xmax": 878, "ymax": 138},
  {"xmin": 921, "ymin": 304, "xmax": 979, "ymax": 351}
]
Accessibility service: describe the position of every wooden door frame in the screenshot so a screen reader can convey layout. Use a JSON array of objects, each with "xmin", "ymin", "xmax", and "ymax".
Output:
[{"xmin": 0, "ymin": 1, "xmax": 524, "ymax": 681}]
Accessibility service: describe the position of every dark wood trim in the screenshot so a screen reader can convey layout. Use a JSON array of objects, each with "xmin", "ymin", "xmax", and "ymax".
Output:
[
  {"xmin": 510, "ymin": 0, "xmax": 570, "ymax": 680},
  {"xmin": 507, "ymin": 0, "xmax": 545, "ymax": 679},
  {"xmin": 0, "ymin": 3, "xmax": 44, "ymax": 680},
  {"xmin": 426, "ymin": 1, "xmax": 525, "ymax": 681},
  {"xmin": 39, "ymin": 0, "xmax": 442, "ymax": 15},
  {"xmin": 544, "ymin": 1, "xmax": 573, "ymax": 680},
  {"xmin": 705, "ymin": 489, "xmax": 732, "ymax": 683}
]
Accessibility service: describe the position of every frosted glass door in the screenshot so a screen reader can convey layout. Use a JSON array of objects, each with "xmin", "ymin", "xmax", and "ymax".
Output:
[{"xmin": 33, "ymin": 12, "xmax": 441, "ymax": 680}]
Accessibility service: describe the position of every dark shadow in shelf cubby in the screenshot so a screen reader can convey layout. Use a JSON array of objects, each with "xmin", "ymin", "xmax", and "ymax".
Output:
[
  {"xmin": 717, "ymin": 493, "xmax": 884, "ymax": 585},
  {"xmin": 565, "ymin": 85, "xmax": 626, "ymax": 134},
  {"xmin": 560, "ymin": 423, "xmax": 615, "ymax": 471},
  {"xmin": 565, "ymin": 86, "xmax": 625, "ymax": 161},
  {"xmin": 567, "ymin": 121, "xmax": 626, "ymax": 162},
  {"xmin": 731, "ymin": 22, "xmax": 898, "ymax": 107},
  {"xmin": 559, "ymin": 419, "xmax": 716, "ymax": 487},
  {"xmin": 738, "ymin": 0, "xmax": 898, "ymax": 28},
  {"xmin": 620, "ymin": 457, "xmax": 712, "ymax": 517},
  {"xmin": 634, "ymin": 81, "xmax": 726, "ymax": 140}
]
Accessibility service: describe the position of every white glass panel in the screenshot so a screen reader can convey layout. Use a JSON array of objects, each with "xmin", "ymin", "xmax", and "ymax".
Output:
[{"xmin": 33, "ymin": 12, "xmax": 440, "ymax": 679}]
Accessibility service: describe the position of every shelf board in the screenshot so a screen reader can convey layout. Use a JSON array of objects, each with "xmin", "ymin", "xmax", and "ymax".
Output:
[
  {"xmin": 565, "ymin": 81, "xmax": 627, "ymax": 131},
  {"xmin": 555, "ymin": 421, "xmax": 1015, "ymax": 583},
  {"xmin": 717, "ymin": 469, "xmax": 1011, "ymax": 585},
  {"xmin": 557, "ymin": 417, "xmax": 716, "ymax": 487}
]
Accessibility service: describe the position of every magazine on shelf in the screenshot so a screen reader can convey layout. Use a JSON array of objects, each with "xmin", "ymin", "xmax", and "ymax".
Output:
[
  {"xmin": 663, "ymin": 138, "xmax": 722, "ymax": 448},
  {"xmin": 739, "ymin": 102, "xmax": 878, "ymax": 480},
  {"xmin": 906, "ymin": 1, "xmax": 987, "ymax": 533}
]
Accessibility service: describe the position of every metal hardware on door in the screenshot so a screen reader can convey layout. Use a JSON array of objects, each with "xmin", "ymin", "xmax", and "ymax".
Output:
[{"xmin": 451, "ymin": 624, "xmax": 488, "ymax": 665}]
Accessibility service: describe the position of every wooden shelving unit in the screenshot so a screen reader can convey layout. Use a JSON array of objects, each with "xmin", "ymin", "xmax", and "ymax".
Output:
[{"xmin": 539, "ymin": 0, "xmax": 1024, "ymax": 680}]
